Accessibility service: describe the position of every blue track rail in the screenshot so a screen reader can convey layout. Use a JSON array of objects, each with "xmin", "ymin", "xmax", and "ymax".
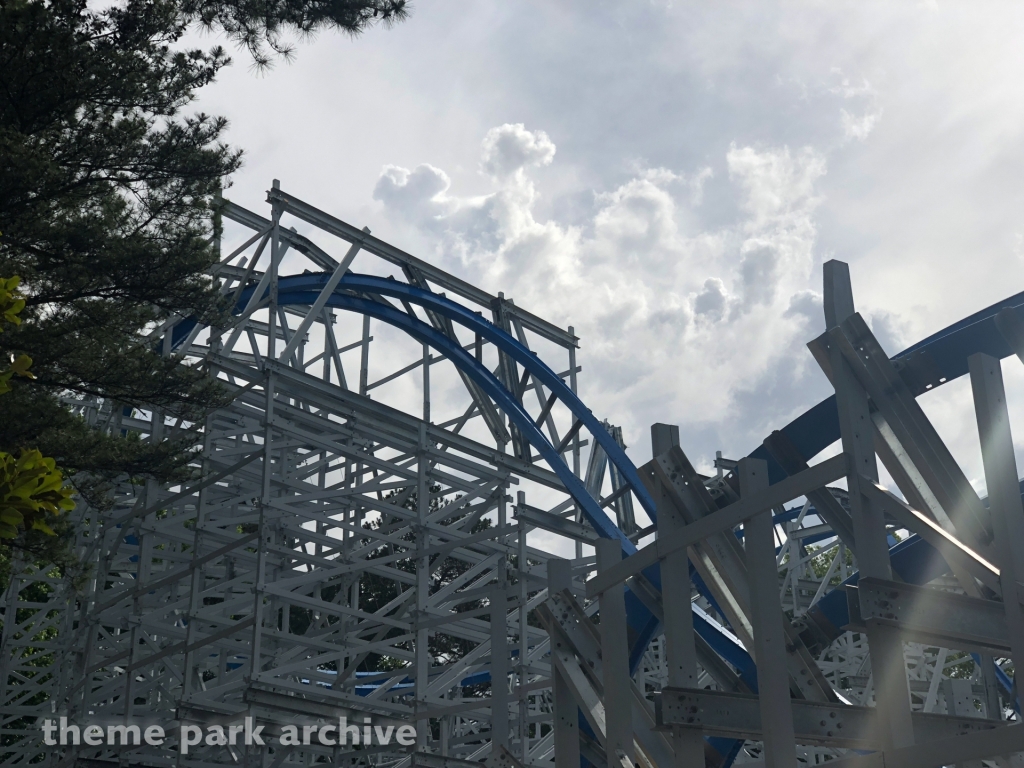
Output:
[{"xmin": 174, "ymin": 271, "xmax": 1024, "ymax": 767}]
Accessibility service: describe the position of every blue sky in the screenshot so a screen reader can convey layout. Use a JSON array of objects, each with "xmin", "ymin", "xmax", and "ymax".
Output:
[{"xmin": 196, "ymin": 1, "xmax": 1024, "ymax": 485}]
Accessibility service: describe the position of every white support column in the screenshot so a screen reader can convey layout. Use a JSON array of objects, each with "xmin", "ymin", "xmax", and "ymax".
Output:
[
  {"xmin": 548, "ymin": 558, "xmax": 581, "ymax": 768},
  {"xmin": 248, "ymin": 369, "xmax": 277, "ymax": 681},
  {"xmin": 823, "ymin": 259, "xmax": 915, "ymax": 751},
  {"xmin": 740, "ymin": 458, "xmax": 797, "ymax": 768},
  {"xmin": 423, "ymin": 343, "xmax": 431, "ymax": 423},
  {"xmin": 968, "ymin": 353, "xmax": 1024, "ymax": 672},
  {"xmin": 569, "ymin": 327, "xmax": 583, "ymax": 563},
  {"xmin": 651, "ymin": 424, "xmax": 705, "ymax": 768},
  {"xmin": 595, "ymin": 538, "xmax": 634, "ymax": 768},
  {"xmin": 267, "ymin": 179, "xmax": 282, "ymax": 361},
  {"xmin": 491, "ymin": 584, "xmax": 510, "ymax": 750},
  {"xmin": 517, "ymin": 494, "xmax": 529, "ymax": 760},
  {"xmin": 359, "ymin": 314, "xmax": 371, "ymax": 396},
  {"xmin": 416, "ymin": 422, "xmax": 431, "ymax": 749}
]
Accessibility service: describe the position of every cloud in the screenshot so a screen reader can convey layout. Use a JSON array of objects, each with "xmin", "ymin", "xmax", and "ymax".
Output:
[
  {"xmin": 687, "ymin": 167, "xmax": 715, "ymax": 205},
  {"xmin": 829, "ymin": 71, "xmax": 883, "ymax": 143},
  {"xmin": 592, "ymin": 176, "xmax": 682, "ymax": 258},
  {"xmin": 480, "ymin": 123, "xmax": 556, "ymax": 180},
  {"xmin": 727, "ymin": 143, "xmax": 826, "ymax": 226},
  {"xmin": 197, "ymin": 0, "xmax": 1024, "ymax": 497},
  {"xmin": 374, "ymin": 128, "xmax": 834, "ymax": 458},
  {"xmin": 726, "ymin": 144, "xmax": 826, "ymax": 314},
  {"xmin": 694, "ymin": 277, "xmax": 728, "ymax": 320},
  {"xmin": 841, "ymin": 108, "xmax": 882, "ymax": 142},
  {"xmin": 373, "ymin": 164, "xmax": 454, "ymax": 223},
  {"xmin": 864, "ymin": 309, "xmax": 909, "ymax": 355},
  {"xmin": 739, "ymin": 245, "xmax": 781, "ymax": 306},
  {"xmin": 784, "ymin": 289, "xmax": 824, "ymax": 327},
  {"xmin": 828, "ymin": 72, "xmax": 877, "ymax": 100}
]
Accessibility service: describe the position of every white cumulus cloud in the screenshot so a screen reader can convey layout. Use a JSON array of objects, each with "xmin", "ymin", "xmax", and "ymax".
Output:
[
  {"xmin": 841, "ymin": 108, "xmax": 882, "ymax": 142},
  {"xmin": 480, "ymin": 123, "xmax": 557, "ymax": 180},
  {"xmin": 374, "ymin": 127, "xmax": 838, "ymax": 459}
]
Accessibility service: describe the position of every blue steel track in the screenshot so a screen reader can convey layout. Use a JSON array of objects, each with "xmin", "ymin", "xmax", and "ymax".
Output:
[{"xmin": 177, "ymin": 272, "xmax": 1024, "ymax": 767}]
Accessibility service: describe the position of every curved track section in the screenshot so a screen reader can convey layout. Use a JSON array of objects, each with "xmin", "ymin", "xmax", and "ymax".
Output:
[
  {"xmin": 189, "ymin": 263, "xmax": 1024, "ymax": 767},
  {"xmin": 257, "ymin": 271, "xmax": 1024, "ymax": 766},
  {"xmin": 3, "ymin": 185, "xmax": 1022, "ymax": 768}
]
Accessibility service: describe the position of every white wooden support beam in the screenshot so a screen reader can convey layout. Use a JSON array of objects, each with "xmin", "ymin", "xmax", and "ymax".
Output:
[
  {"xmin": 824, "ymin": 259, "xmax": 856, "ymax": 331},
  {"xmin": 968, "ymin": 352, "xmax": 1024, "ymax": 670},
  {"xmin": 830, "ymin": 313, "xmax": 994, "ymax": 552},
  {"xmin": 861, "ymin": 480, "xmax": 1001, "ymax": 593},
  {"xmin": 548, "ymin": 559, "xmax": 582, "ymax": 768},
  {"xmin": 651, "ymin": 424, "xmax": 706, "ymax": 768},
  {"xmin": 585, "ymin": 453, "xmax": 848, "ymax": 598},
  {"xmin": 539, "ymin": 588, "xmax": 683, "ymax": 768},
  {"xmin": 516, "ymin": 507, "xmax": 528, "ymax": 760},
  {"xmin": 847, "ymin": 577, "xmax": 1015, "ymax": 656},
  {"xmin": 547, "ymin": 631, "xmax": 608, "ymax": 744},
  {"xmin": 416, "ymin": 422, "xmax": 431, "ymax": 749},
  {"xmin": 656, "ymin": 687, "xmax": 1005, "ymax": 749},
  {"xmin": 491, "ymin": 583, "xmax": 510, "ymax": 750},
  {"xmin": 267, "ymin": 180, "xmax": 284, "ymax": 360},
  {"xmin": 595, "ymin": 539, "xmax": 634, "ymax": 768},
  {"xmin": 807, "ymin": 318, "xmax": 995, "ymax": 596},
  {"xmin": 486, "ymin": 744, "xmax": 527, "ymax": 768},
  {"xmin": 515, "ymin": 504, "xmax": 600, "ymax": 545},
  {"xmin": 740, "ymin": 457, "xmax": 798, "ymax": 768},
  {"xmin": 822, "ymin": 259, "xmax": 915, "ymax": 752},
  {"xmin": 818, "ymin": 722, "xmax": 1024, "ymax": 768},
  {"xmin": 763, "ymin": 429, "xmax": 858, "ymax": 553},
  {"xmin": 646, "ymin": 446, "xmax": 838, "ymax": 704}
]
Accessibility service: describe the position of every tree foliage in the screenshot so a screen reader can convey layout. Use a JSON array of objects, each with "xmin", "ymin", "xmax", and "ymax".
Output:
[
  {"xmin": 1, "ymin": 0, "xmax": 241, "ymax": 478},
  {"xmin": 0, "ymin": 450, "xmax": 75, "ymax": 539},
  {"xmin": 0, "ymin": 277, "xmax": 34, "ymax": 395},
  {"xmin": 0, "ymin": 276, "xmax": 25, "ymax": 328},
  {"xmin": 0, "ymin": 277, "xmax": 71, "ymax": 542},
  {"xmin": 0, "ymin": 275, "xmax": 75, "ymax": 586},
  {"xmin": 0, "ymin": 0, "xmax": 408, "ymax": 490},
  {"xmin": 0, "ymin": 0, "xmax": 409, "ymax": 592},
  {"xmin": 184, "ymin": 0, "xmax": 408, "ymax": 68}
]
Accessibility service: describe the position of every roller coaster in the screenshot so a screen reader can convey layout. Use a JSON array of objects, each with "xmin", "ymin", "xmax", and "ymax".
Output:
[{"xmin": 2, "ymin": 182, "xmax": 1023, "ymax": 768}]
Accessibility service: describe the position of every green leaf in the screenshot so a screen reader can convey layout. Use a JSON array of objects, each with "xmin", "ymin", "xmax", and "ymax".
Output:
[
  {"xmin": 0, "ymin": 275, "xmax": 26, "ymax": 331},
  {"xmin": 9, "ymin": 354, "xmax": 34, "ymax": 379},
  {"xmin": 0, "ymin": 509, "xmax": 24, "ymax": 525},
  {"xmin": 0, "ymin": 449, "xmax": 74, "ymax": 538},
  {"xmin": 31, "ymin": 519, "xmax": 56, "ymax": 536}
]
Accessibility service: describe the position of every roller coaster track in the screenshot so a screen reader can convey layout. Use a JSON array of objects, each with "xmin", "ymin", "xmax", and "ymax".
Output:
[{"xmin": 2, "ymin": 184, "xmax": 1021, "ymax": 768}]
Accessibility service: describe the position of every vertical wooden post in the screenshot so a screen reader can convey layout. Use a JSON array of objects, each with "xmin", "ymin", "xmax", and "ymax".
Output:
[
  {"xmin": 491, "ymin": 583, "xmax": 510, "ymax": 750},
  {"xmin": 824, "ymin": 259, "xmax": 915, "ymax": 751},
  {"xmin": 518, "ymin": 493, "xmax": 530, "ymax": 760},
  {"xmin": 415, "ymin": 423, "xmax": 430, "ymax": 749},
  {"xmin": 651, "ymin": 424, "xmax": 705, "ymax": 768},
  {"xmin": 740, "ymin": 458, "xmax": 798, "ymax": 768},
  {"xmin": 595, "ymin": 539, "xmax": 633, "ymax": 768},
  {"xmin": 548, "ymin": 559, "xmax": 581, "ymax": 768},
  {"xmin": 969, "ymin": 353, "xmax": 1024, "ymax": 673}
]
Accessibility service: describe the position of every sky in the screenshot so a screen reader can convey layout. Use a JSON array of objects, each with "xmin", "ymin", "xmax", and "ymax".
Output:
[{"xmin": 195, "ymin": 1, "xmax": 1024, "ymax": 494}]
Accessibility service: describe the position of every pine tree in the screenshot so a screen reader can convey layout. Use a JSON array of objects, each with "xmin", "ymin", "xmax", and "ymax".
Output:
[{"xmin": 0, "ymin": 0, "xmax": 408, "ymax": 559}]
